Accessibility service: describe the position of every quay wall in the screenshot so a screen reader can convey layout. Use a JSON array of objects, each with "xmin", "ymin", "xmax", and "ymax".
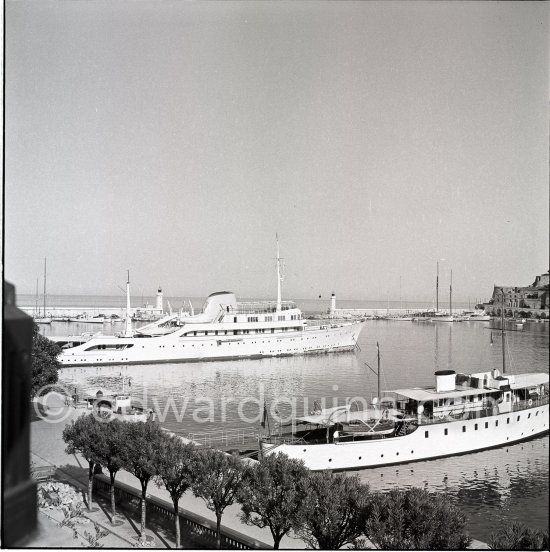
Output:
[{"xmin": 331, "ymin": 308, "xmax": 467, "ymax": 317}]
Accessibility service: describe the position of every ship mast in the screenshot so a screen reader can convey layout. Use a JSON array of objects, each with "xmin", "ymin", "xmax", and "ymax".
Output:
[
  {"xmin": 449, "ymin": 269, "xmax": 452, "ymax": 317},
  {"xmin": 43, "ymin": 257, "xmax": 47, "ymax": 317},
  {"xmin": 124, "ymin": 270, "xmax": 133, "ymax": 337},
  {"xmin": 276, "ymin": 234, "xmax": 282, "ymax": 312},
  {"xmin": 436, "ymin": 260, "xmax": 439, "ymax": 313},
  {"xmin": 377, "ymin": 342, "xmax": 381, "ymax": 400},
  {"xmin": 501, "ymin": 289, "xmax": 506, "ymax": 374}
]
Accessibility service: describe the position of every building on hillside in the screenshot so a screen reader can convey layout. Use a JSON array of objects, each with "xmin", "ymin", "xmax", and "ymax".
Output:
[{"xmin": 484, "ymin": 271, "xmax": 549, "ymax": 318}]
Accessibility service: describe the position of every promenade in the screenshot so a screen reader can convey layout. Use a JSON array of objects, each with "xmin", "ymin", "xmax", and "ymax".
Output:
[
  {"xmin": 28, "ymin": 398, "xmax": 304, "ymax": 549},
  {"xmin": 28, "ymin": 398, "xmax": 489, "ymax": 549}
]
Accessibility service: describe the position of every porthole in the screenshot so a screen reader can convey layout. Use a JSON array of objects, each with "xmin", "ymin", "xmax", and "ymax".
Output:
[
  {"xmin": 328, "ymin": 459, "xmax": 332, "ymax": 462},
  {"xmin": 381, "ymin": 454, "xmax": 384, "ymax": 458},
  {"xmin": 303, "ymin": 449, "xmax": 306, "ymax": 452},
  {"xmin": 358, "ymin": 456, "xmax": 362, "ymax": 460},
  {"xmin": 411, "ymin": 450, "xmax": 414, "ymax": 454}
]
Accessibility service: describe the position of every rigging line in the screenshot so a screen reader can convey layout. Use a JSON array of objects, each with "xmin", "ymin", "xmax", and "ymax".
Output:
[{"xmin": 505, "ymin": 331, "xmax": 517, "ymax": 374}]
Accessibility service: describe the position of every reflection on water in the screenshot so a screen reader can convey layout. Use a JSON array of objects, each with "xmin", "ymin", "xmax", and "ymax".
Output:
[
  {"xmin": 56, "ymin": 319, "xmax": 549, "ymax": 541},
  {"xmin": 352, "ymin": 436, "xmax": 549, "ymax": 542}
]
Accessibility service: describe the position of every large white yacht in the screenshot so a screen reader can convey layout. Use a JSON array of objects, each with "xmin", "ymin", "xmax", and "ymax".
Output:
[{"xmin": 57, "ymin": 243, "xmax": 364, "ymax": 366}]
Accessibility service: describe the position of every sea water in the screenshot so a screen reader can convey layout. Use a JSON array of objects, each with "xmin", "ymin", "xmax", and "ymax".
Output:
[{"xmin": 29, "ymin": 294, "xmax": 549, "ymax": 542}]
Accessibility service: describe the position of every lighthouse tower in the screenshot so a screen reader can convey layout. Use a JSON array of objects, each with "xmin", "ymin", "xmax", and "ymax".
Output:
[
  {"xmin": 156, "ymin": 286, "xmax": 163, "ymax": 313},
  {"xmin": 329, "ymin": 293, "xmax": 336, "ymax": 317}
]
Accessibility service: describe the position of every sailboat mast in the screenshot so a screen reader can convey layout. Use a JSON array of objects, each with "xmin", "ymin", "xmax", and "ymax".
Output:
[
  {"xmin": 43, "ymin": 257, "xmax": 47, "ymax": 316},
  {"xmin": 377, "ymin": 342, "xmax": 381, "ymax": 399},
  {"xmin": 399, "ymin": 276, "xmax": 403, "ymax": 314},
  {"xmin": 276, "ymin": 234, "xmax": 282, "ymax": 312},
  {"xmin": 436, "ymin": 261, "xmax": 439, "ymax": 313},
  {"xmin": 501, "ymin": 289, "xmax": 506, "ymax": 374},
  {"xmin": 449, "ymin": 269, "xmax": 452, "ymax": 316},
  {"xmin": 124, "ymin": 270, "xmax": 133, "ymax": 337}
]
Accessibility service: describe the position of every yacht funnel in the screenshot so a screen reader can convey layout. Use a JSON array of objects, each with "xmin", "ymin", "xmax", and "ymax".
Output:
[{"xmin": 435, "ymin": 370, "xmax": 456, "ymax": 392}]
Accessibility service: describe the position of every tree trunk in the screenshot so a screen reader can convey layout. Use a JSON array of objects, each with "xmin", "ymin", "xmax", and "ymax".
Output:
[
  {"xmin": 140, "ymin": 487, "xmax": 147, "ymax": 537},
  {"xmin": 216, "ymin": 513, "xmax": 222, "ymax": 549},
  {"xmin": 87, "ymin": 461, "xmax": 94, "ymax": 511},
  {"xmin": 172, "ymin": 496, "xmax": 181, "ymax": 549},
  {"xmin": 109, "ymin": 471, "xmax": 117, "ymax": 522}
]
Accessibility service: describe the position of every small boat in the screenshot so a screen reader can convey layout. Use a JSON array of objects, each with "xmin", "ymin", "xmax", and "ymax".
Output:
[
  {"xmin": 431, "ymin": 313, "xmax": 454, "ymax": 322},
  {"xmin": 69, "ymin": 314, "xmax": 106, "ymax": 323},
  {"xmin": 384, "ymin": 316, "xmax": 413, "ymax": 321},
  {"xmin": 35, "ymin": 316, "xmax": 52, "ymax": 324},
  {"xmin": 79, "ymin": 387, "xmax": 147, "ymax": 423},
  {"xmin": 467, "ymin": 311, "xmax": 492, "ymax": 322}
]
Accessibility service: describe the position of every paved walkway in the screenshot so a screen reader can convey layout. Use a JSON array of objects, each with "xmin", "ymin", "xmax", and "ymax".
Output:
[
  {"xmin": 29, "ymin": 399, "xmax": 304, "ymax": 549},
  {"xmin": 29, "ymin": 398, "xmax": 488, "ymax": 550}
]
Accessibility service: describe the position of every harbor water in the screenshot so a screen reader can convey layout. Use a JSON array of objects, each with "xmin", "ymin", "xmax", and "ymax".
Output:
[{"xmin": 29, "ymin": 294, "xmax": 549, "ymax": 543}]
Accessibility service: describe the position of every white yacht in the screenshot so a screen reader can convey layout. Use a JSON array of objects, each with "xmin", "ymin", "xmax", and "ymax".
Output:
[
  {"xmin": 260, "ymin": 369, "xmax": 549, "ymax": 471},
  {"xmin": 467, "ymin": 311, "xmax": 492, "ymax": 321},
  {"xmin": 260, "ymin": 316, "xmax": 548, "ymax": 471},
  {"xmin": 57, "ymin": 243, "xmax": 364, "ymax": 366}
]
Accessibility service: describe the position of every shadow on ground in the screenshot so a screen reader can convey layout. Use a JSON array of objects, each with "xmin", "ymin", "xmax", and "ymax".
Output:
[{"xmin": 55, "ymin": 465, "xmax": 213, "ymax": 549}]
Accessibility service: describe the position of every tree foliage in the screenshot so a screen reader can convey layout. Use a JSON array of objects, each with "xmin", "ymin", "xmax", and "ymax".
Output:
[
  {"xmin": 488, "ymin": 522, "xmax": 549, "ymax": 550},
  {"xmin": 154, "ymin": 434, "xmax": 197, "ymax": 549},
  {"xmin": 93, "ymin": 419, "xmax": 127, "ymax": 522},
  {"xmin": 238, "ymin": 452, "xmax": 309, "ymax": 549},
  {"xmin": 62, "ymin": 413, "xmax": 103, "ymax": 511},
  {"xmin": 122, "ymin": 421, "xmax": 164, "ymax": 537},
  {"xmin": 191, "ymin": 449, "xmax": 248, "ymax": 549},
  {"xmin": 31, "ymin": 322, "xmax": 61, "ymax": 397},
  {"xmin": 294, "ymin": 471, "xmax": 368, "ymax": 550},
  {"xmin": 365, "ymin": 487, "xmax": 471, "ymax": 550}
]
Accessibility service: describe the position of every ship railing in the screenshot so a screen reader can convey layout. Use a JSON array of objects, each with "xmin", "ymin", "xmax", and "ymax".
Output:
[
  {"xmin": 512, "ymin": 395, "xmax": 549, "ymax": 412},
  {"xmin": 235, "ymin": 301, "xmax": 296, "ymax": 314},
  {"xmin": 419, "ymin": 407, "xmax": 497, "ymax": 425},
  {"xmin": 418, "ymin": 395, "xmax": 548, "ymax": 425},
  {"xmin": 187, "ymin": 428, "xmax": 260, "ymax": 449},
  {"xmin": 262, "ymin": 435, "xmax": 309, "ymax": 445}
]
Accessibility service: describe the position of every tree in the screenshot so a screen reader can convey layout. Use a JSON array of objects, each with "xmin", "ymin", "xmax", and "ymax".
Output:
[
  {"xmin": 238, "ymin": 452, "xmax": 309, "ymax": 549},
  {"xmin": 294, "ymin": 471, "xmax": 368, "ymax": 550},
  {"xmin": 122, "ymin": 420, "xmax": 164, "ymax": 538},
  {"xmin": 94, "ymin": 419, "xmax": 127, "ymax": 524},
  {"xmin": 154, "ymin": 434, "xmax": 196, "ymax": 549},
  {"xmin": 488, "ymin": 522, "xmax": 548, "ymax": 550},
  {"xmin": 191, "ymin": 449, "xmax": 248, "ymax": 549},
  {"xmin": 31, "ymin": 322, "xmax": 61, "ymax": 397},
  {"xmin": 62, "ymin": 413, "xmax": 102, "ymax": 511},
  {"xmin": 365, "ymin": 487, "xmax": 471, "ymax": 550}
]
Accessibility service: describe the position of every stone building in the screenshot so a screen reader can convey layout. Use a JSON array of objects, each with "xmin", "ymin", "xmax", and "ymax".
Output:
[{"xmin": 484, "ymin": 271, "xmax": 549, "ymax": 318}]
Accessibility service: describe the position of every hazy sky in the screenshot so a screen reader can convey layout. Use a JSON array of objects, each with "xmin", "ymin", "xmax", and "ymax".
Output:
[{"xmin": 4, "ymin": 1, "xmax": 548, "ymax": 303}]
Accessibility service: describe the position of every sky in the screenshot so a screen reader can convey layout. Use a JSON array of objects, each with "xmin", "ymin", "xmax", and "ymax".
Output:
[{"xmin": 3, "ymin": 1, "xmax": 548, "ymax": 303}]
